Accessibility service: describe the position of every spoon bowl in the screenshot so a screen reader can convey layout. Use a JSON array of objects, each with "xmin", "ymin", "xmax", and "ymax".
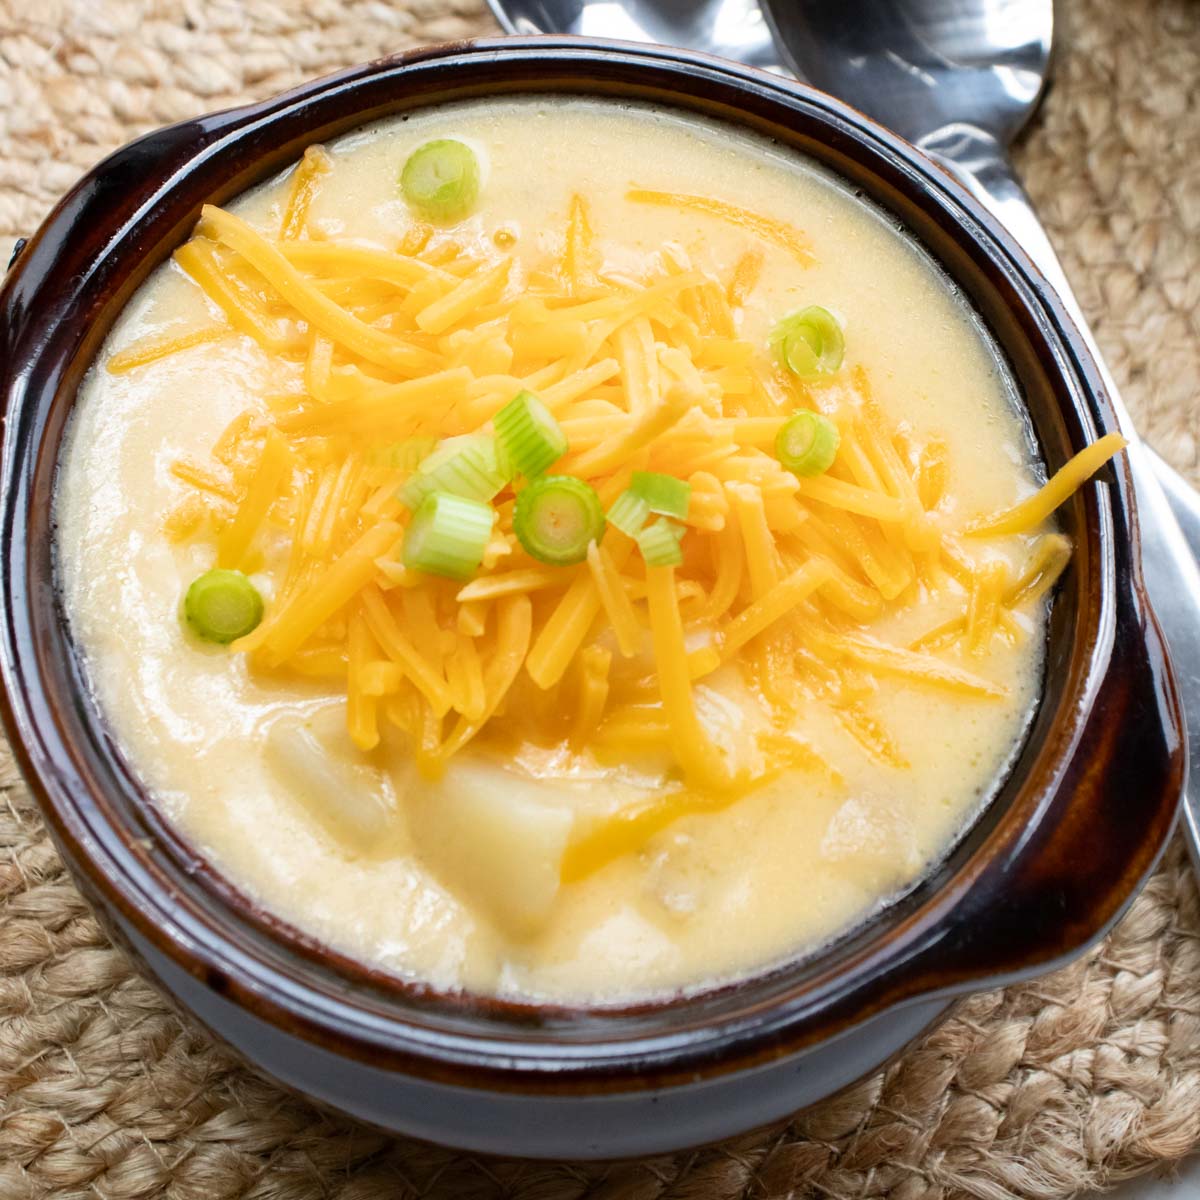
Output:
[
  {"xmin": 759, "ymin": 0, "xmax": 1053, "ymax": 147},
  {"xmin": 485, "ymin": 0, "xmax": 783, "ymax": 70}
]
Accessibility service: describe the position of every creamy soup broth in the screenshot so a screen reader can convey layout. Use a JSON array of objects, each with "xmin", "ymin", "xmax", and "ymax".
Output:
[{"xmin": 57, "ymin": 98, "xmax": 1048, "ymax": 1001}]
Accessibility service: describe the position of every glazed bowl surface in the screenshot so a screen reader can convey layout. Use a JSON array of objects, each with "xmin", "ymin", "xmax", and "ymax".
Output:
[{"xmin": 0, "ymin": 37, "xmax": 1182, "ymax": 1157}]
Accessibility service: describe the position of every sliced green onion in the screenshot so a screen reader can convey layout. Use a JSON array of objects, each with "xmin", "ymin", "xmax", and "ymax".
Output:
[
  {"xmin": 398, "ymin": 434, "xmax": 511, "ymax": 510},
  {"xmin": 769, "ymin": 306, "xmax": 845, "ymax": 378},
  {"xmin": 494, "ymin": 390, "xmax": 568, "ymax": 478},
  {"xmin": 606, "ymin": 474, "xmax": 689, "ymax": 539},
  {"xmin": 402, "ymin": 491, "xmax": 494, "ymax": 581},
  {"xmin": 775, "ymin": 411, "xmax": 841, "ymax": 477},
  {"xmin": 636, "ymin": 518, "xmax": 685, "ymax": 567},
  {"xmin": 400, "ymin": 139, "xmax": 481, "ymax": 223},
  {"xmin": 513, "ymin": 475, "xmax": 605, "ymax": 566},
  {"xmin": 606, "ymin": 489, "xmax": 651, "ymax": 538},
  {"xmin": 630, "ymin": 471, "xmax": 691, "ymax": 519},
  {"xmin": 184, "ymin": 569, "xmax": 264, "ymax": 644}
]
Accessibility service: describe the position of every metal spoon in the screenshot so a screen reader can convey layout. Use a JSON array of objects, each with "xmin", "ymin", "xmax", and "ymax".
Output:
[{"xmin": 486, "ymin": 0, "xmax": 1200, "ymax": 866}]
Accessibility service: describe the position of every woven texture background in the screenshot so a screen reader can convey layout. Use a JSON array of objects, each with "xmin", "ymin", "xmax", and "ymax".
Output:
[{"xmin": 0, "ymin": 1, "xmax": 1197, "ymax": 1196}]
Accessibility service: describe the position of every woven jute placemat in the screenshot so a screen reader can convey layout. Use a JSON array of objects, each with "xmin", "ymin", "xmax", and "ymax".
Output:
[{"xmin": 0, "ymin": 1, "xmax": 1198, "ymax": 1196}]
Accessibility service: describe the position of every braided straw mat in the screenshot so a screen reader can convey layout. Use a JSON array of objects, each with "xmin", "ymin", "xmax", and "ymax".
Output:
[{"xmin": 0, "ymin": 0, "xmax": 1198, "ymax": 1196}]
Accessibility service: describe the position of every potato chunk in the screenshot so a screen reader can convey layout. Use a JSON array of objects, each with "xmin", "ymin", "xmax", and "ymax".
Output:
[
  {"xmin": 266, "ymin": 712, "xmax": 396, "ymax": 849},
  {"xmin": 409, "ymin": 764, "xmax": 575, "ymax": 937}
]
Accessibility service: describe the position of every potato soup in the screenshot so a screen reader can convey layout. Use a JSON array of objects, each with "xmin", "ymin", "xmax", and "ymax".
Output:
[{"xmin": 55, "ymin": 98, "xmax": 1117, "ymax": 1002}]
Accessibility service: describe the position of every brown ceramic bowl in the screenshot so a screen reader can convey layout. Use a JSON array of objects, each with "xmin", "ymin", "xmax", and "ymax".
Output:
[{"xmin": 0, "ymin": 38, "xmax": 1183, "ymax": 1158}]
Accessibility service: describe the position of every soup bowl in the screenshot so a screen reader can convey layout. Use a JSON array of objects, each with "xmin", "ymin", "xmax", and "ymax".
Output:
[{"xmin": 0, "ymin": 37, "xmax": 1184, "ymax": 1158}]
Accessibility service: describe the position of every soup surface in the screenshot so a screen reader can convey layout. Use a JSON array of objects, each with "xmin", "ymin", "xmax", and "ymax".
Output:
[{"xmin": 57, "ymin": 98, "xmax": 1061, "ymax": 1002}]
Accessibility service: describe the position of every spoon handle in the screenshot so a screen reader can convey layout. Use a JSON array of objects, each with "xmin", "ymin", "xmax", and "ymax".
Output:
[{"xmin": 923, "ymin": 124, "xmax": 1199, "ymax": 855}]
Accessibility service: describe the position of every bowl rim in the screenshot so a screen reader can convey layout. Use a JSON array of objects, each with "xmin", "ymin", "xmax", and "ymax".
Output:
[{"xmin": 0, "ymin": 35, "xmax": 1182, "ymax": 1092}]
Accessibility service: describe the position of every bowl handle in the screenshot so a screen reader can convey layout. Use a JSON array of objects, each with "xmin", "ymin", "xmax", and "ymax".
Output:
[{"xmin": 859, "ymin": 567, "xmax": 1184, "ymax": 1017}]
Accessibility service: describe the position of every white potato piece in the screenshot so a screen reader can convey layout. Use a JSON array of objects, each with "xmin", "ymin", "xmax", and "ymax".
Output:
[
  {"xmin": 820, "ymin": 795, "xmax": 921, "ymax": 893},
  {"xmin": 409, "ymin": 764, "xmax": 575, "ymax": 937},
  {"xmin": 266, "ymin": 713, "xmax": 397, "ymax": 849},
  {"xmin": 694, "ymin": 669, "xmax": 769, "ymax": 778}
]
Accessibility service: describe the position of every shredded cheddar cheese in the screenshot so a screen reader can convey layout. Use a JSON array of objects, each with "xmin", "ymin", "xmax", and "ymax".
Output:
[
  {"xmin": 280, "ymin": 146, "xmax": 333, "ymax": 241},
  {"xmin": 627, "ymin": 189, "xmax": 815, "ymax": 265},
  {"xmin": 967, "ymin": 432, "xmax": 1127, "ymax": 536},
  {"xmin": 142, "ymin": 156, "xmax": 1124, "ymax": 876}
]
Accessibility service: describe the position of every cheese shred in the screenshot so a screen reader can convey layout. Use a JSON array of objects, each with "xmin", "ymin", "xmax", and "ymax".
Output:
[{"xmin": 967, "ymin": 433, "xmax": 1127, "ymax": 536}]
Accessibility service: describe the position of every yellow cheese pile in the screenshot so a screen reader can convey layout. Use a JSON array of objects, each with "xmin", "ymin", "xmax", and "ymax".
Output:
[{"xmin": 117, "ymin": 146, "xmax": 1124, "ymax": 834}]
